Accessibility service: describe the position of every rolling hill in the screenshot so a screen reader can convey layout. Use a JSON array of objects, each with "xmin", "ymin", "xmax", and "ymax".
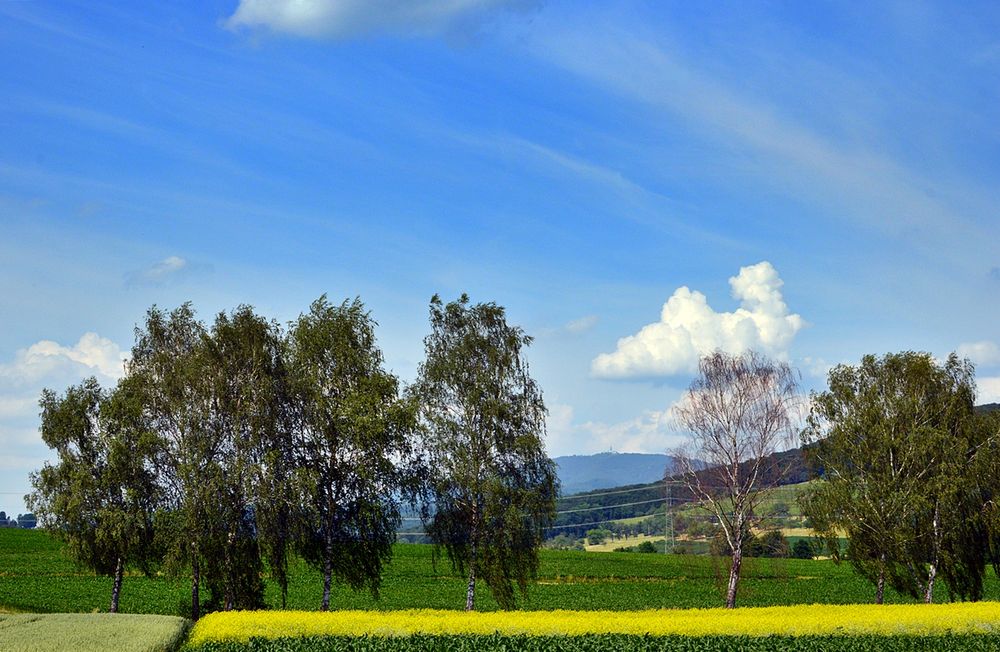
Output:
[{"xmin": 553, "ymin": 452, "xmax": 679, "ymax": 495}]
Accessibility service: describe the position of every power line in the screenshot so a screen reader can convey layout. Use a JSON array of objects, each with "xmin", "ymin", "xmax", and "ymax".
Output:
[
  {"xmin": 545, "ymin": 517, "xmax": 640, "ymax": 531},
  {"xmin": 557, "ymin": 497, "xmax": 667, "ymax": 514},
  {"xmin": 402, "ymin": 496, "xmax": 675, "ymax": 522},
  {"xmin": 559, "ymin": 484, "xmax": 670, "ymax": 499}
]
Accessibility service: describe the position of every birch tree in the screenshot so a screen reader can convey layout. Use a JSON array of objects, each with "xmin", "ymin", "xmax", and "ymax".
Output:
[
  {"xmin": 130, "ymin": 303, "xmax": 213, "ymax": 619},
  {"xmin": 802, "ymin": 352, "xmax": 987, "ymax": 602},
  {"xmin": 672, "ymin": 350, "xmax": 801, "ymax": 609},
  {"xmin": 286, "ymin": 296, "xmax": 418, "ymax": 611},
  {"xmin": 28, "ymin": 376, "xmax": 159, "ymax": 613},
  {"xmin": 413, "ymin": 294, "xmax": 558, "ymax": 611}
]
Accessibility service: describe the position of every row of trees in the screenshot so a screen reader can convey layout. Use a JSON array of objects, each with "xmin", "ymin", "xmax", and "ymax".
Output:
[
  {"xmin": 28, "ymin": 294, "xmax": 558, "ymax": 616},
  {"xmin": 669, "ymin": 350, "xmax": 1000, "ymax": 609}
]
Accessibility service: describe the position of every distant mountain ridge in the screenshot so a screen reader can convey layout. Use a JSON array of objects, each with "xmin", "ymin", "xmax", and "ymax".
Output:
[
  {"xmin": 554, "ymin": 403, "xmax": 999, "ymax": 500},
  {"xmin": 553, "ymin": 452, "xmax": 678, "ymax": 496}
]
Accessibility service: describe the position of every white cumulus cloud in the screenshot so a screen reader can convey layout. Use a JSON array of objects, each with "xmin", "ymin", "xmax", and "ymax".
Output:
[
  {"xmin": 0, "ymin": 333, "xmax": 128, "ymax": 386},
  {"xmin": 979, "ymin": 377, "xmax": 1000, "ymax": 405},
  {"xmin": 0, "ymin": 333, "xmax": 129, "ymax": 514},
  {"xmin": 957, "ymin": 340, "xmax": 1000, "ymax": 367},
  {"xmin": 225, "ymin": 0, "xmax": 539, "ymax": 40},
  {"xmin": 591, "ymin": 261, "xmax": 805, "ymax": 379}
]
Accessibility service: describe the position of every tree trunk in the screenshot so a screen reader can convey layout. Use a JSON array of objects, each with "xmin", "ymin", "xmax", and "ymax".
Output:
[
  {"xmin": 465, "ymin": 506, "xmax": 479, "ymax": 612},
  {"xmin": 191, "ymin": 552, "xmax": 201, "ymax": 621},
  {"xmin": 321, "ymin": 552, "xmax": 333, "ymax": 611},
  {"xmin": 876, "ymin": 568, "xmax": 885, "ymax": 604},
  {"xmin": 465, "ymin": 557, "xmax": 476, "ymax": 612},
  {"xmin": 925, "ymin": 503, "xmax": 939, "ymax": 604},
  {"xmin": 110, "ymin": 556, "xmax": 124, "ymax": 614},
  {"xmin": 924, "ymin": 563, "xmax": 936, "ymax": 604},
  {"xmin": 725, "ymin": 541, "xmax": 742, "ymax": 609}
]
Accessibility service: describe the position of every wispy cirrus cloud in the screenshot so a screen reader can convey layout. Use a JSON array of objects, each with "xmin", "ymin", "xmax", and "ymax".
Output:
[
  {"xmin": 225, "ymin": 0, "xmax": 541, "ymax": 40},
  {"xmin": 537, "ymin": 314, "xmax": 598, "ymax": 339},
  {"xmin": 125, "ymin": 255, "xmax": 211, "ymax": 288},
  {"xmin": 526, "ymin": 26, "xmax": 997, "ymax": 273}
]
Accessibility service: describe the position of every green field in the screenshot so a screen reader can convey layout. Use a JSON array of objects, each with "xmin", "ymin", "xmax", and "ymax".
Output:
[
  {"xmin": 3, "ymin": 527, "xmax": 996, "ymax": 617},
  {"xmin": 0, "ymin": 613, "xmax": 189, "ymax": 652}
]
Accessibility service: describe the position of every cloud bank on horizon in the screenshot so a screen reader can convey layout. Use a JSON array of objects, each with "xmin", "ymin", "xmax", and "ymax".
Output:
[
  {"xmin": 591, "ymin": 262, "xmax": 805, "ymax": 379},
  {"xmin": 225, "ymin": 0, "xmax": 539, "ymax": 39}
]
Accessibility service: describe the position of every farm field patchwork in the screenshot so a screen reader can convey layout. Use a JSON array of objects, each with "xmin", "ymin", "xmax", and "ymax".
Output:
[{"xmin": 584, "ymin": 533, "xmax": 664, "ymax": 552}]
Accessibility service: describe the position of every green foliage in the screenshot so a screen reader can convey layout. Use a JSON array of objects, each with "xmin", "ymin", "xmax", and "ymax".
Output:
[
  {"xmin": 130, "ymin": 303, "xmax": 289, "ymax": 615},
  {"xmin": 26, "ymin": 375, "xmax": 160, "ymax": 612},
  {"xmin": 542, "ymin": 534, "xmax": 583, "ymax": 551},
  {"xmin": 286, "ymin": 296, "xmax": 418, "ymax": 610},
  {"xmin": 413, "ymin": 294, "xmax": 559, "ymax": 610},
  {"xmin": 792, "ymin": 539, "xmax": 815, "ymax": 560},
  {"xmin": 749, "ymin": 531, "xmax": 790, "ymax": 559},
  {"xmin": 586, "ymin": 529, "xmax": 613, "ymax": 545},
  {"xmin": 709, "ymin": 531, "xmax": 788, "ymax": 559},
  {"xmin": 802, "ymin": 352, "xmax": 993, "ymax": 602},
  {"xmin": 184, "ymin": 634, "xmax": 1000, "ymax": 652}
]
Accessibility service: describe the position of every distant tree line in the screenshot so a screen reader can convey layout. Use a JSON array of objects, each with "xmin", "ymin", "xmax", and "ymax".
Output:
[
  {"xmin": 27, "ymin": 294, "xmax": 558, "ymax": 617},
  {"xmin": 0, "ymin": 511, "xmax": 36, "ymax": 528}
]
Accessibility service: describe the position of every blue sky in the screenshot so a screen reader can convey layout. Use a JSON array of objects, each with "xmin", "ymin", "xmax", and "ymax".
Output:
[{"xmin": 2, "ymin": 1, "xmax": 999, "ymax": 514}]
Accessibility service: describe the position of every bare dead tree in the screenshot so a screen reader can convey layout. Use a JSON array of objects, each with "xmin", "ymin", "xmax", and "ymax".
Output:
[{"xmin": 672, "ymin": 350, "xmax": 801, "ymax": 609}]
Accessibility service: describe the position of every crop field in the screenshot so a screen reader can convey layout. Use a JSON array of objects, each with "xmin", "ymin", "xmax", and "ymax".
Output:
[
  {"xmin": 183, "ymin": 634, "xmax": 1000, "ymax": 651},
  {"xmin": 181, "ymin": 605, "xmax": 1000, "ymax": 651},
  {"xmin": 8, "ymin": 528, "xmax": 1000, "ymax": 650},
  {"xmin": 0, "ymin": 613, "xmax": 189, "ymax": 652},
  {"xmin": 5, "ymin": 527, "xmax": 1000, "ymax": 617}
]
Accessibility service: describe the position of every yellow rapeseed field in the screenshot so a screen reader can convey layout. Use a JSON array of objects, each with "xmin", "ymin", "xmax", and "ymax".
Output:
[{"xmin": 188, "ymin": 602, "xmax": 1000, "ymax": 645}]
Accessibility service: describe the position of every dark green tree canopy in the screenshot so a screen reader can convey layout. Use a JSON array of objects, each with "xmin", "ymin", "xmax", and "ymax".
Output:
[
  {"xmin": 802, "ymin": 351, "xmax": 991, "ymax": 602},
  {"xmin": 414, "ymin": 294, "xmax": 559, "ymax": 611},
  {"xmin": 28, "ymin": 375, "xmax": 159, "ymax": 613},
  {"xmin": 286, "ymin": 295, "xmax": 418, "ymax": 610},
  {"xmin": 128, "ymin": 303, "xmax": 289, "ymax": 615}
]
